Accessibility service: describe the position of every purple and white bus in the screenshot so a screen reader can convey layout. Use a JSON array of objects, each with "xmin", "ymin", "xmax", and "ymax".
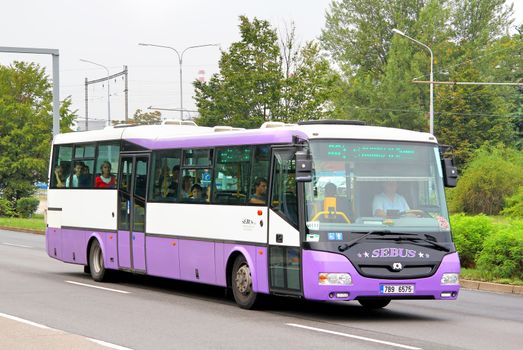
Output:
[{"xmin": 46, "ymin": 120, "xmax": 460, "ymax": 309}]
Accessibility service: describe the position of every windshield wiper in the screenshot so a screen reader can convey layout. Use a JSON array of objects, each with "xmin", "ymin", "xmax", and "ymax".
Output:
[
  {"xmin": 370, "ymin": 232, "xmax": 450, "ymax": 252},
  {"xmin": 338, "ymin": 230, "xmax": 392, "ymax": 252},
  {"xmin": 398, "ymin": 234, "xmax": 450, "ymax": 252}
]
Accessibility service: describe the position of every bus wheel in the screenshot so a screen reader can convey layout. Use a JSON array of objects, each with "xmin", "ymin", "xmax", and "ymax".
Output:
[
  {"xmin": 358, "ymin": 299, "xmax": 391, "ymax": 309},
  {"xmin": 232, "ymin": 255, "xmax": 258, "ymax": 309},
  {"xmin": 89, "ymin": 240, "xmax": 108, "ymax": 282}
]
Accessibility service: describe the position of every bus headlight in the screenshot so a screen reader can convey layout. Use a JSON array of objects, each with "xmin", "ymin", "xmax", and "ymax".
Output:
[
  {"xmin": 441, "ymin": 273, "xmax": 459, "ymax": 285},
  {"xmin": 319, "ymin": 273, "xmax": 352, "ymax": 285}
]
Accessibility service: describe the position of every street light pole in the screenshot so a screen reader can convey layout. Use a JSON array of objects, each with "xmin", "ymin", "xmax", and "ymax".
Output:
[
  {"xmin": 80, "ymin": 59, "xmax": 111, "ymax": 125},
  {"xmin": 392, "ymin": 29, "xmax": 434, "ymax": 135},
  {"xmin": 139, "ymin": 43, "xmax": 219, "ymax": 120}
]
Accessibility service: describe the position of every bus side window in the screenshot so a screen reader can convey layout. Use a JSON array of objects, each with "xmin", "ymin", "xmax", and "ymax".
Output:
[
  {"xmin": 248, "ymin": 145, "xmax": 270, "ymax": 205},
  {"xmin": 270, "ymin": 152, "xmax": 298, "ymax": 226},
  {"xmin": 214, "ymin": 146, "xmax": 251, "ymax": 204},
  {"xmin": 149, "ymin": 150, "xmax": 181, "ymax": 201},
  {"xmin": 52, "ymin": 145, "xmax": 73, "ymax": 188}
]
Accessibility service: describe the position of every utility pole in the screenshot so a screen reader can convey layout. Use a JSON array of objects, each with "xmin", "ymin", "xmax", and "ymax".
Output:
[{"xmin": 84, "ymin": 66, "xmax": 128, "ymax": 129}]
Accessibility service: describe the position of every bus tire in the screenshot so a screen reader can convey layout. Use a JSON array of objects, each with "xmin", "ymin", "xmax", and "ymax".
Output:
[
  {"xmin": 358, "ymin": 299, "xmax": 391, "ymax": 309},
  {"xmin": 231, "ymin": 255, "xmax": 258, "ymax": 309},
  {"xmin": 89, "ymin": 239, "xmax": 108, "ymax": 282}
]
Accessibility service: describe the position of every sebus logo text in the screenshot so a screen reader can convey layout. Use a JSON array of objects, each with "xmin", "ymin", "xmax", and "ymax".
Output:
[
  {"xmin": 371, "ymin": 248, "xmax": 416, "ymax": 258},
  {"xmin": 242, "ymin": 219, "xmax": 255, "ymax": 225}
]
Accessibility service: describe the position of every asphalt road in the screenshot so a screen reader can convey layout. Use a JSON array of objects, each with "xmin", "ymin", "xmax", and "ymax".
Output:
[{"xmin": 1, "ymin": 229, "xmax": 521, "ymax": 350}]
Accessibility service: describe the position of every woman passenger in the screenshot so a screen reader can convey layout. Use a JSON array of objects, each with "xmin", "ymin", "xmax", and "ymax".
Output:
[{"xmin": 95, "ymin": 161, "xmax": 116, "ymax": 188}]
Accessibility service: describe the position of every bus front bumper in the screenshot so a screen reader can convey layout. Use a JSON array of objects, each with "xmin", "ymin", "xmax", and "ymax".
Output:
[{"xmin": 302, "ymin": 250, "xmax": 460, "ymax": 301}]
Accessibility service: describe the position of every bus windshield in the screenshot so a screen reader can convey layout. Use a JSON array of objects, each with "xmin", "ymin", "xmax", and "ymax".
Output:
[{"xmin": 304, "ymin": 140, "xmax": 451, "ymax": 237}]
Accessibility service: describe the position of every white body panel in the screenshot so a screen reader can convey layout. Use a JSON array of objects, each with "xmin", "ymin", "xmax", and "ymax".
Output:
[
  {"xmin": 47, "ymin": 189, "xmax": 118, "ymax": 230},
  {"xmin": 46, "ymin": 209, "xmax": 62, "ymax": 228},
  {"xmin": 268, "ymin": 210, "xmax": 300, "ymax": 247},
  {"xmin": 147, "ymin": 203, "xmax": 268, "ymax": 243}
]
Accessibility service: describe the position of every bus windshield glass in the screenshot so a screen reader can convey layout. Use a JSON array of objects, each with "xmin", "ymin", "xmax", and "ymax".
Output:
[{"xmin": 304, "ymin": 140, "xmax": 451, "ymax": 237}]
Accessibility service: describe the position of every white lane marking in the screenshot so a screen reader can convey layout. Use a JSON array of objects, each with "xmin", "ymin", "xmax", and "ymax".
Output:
[
  {"xmin": 1, "ymin": 242, "xmax": 32, "ymax": 248},
  {"xmin": 65, "ymin": 280, "xmax": 131, "ymax": 294},
  {"xmin": 87, "ymin": 338, "xmax": 136, "ymax": 350},
  {"xmin": 0, "ymin": 311, "xmax": 135, "ymax": 350},
  {"xmin": 286, "ymin": 323, "xmax": 422, "ymax": 350},
  {"xmin": 0, "ymin": 312, "xmax": 52, "ymax": 330}
]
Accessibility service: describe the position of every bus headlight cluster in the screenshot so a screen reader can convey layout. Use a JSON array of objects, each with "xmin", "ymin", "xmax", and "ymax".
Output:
[
  {"xmin": 441, "ymin": 273, "xmax": 459, "ymax": 285},
  {"xmin": 319, "ymin": 273, "xmax": 352, "ymax": 285}
]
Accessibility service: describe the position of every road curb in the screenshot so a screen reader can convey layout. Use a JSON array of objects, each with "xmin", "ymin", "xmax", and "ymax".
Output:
[
  {"xmin": 461, "ymin": 279, "xmax": 523, "ymax": 296},
  {"xmin": 0, "ymin": 226, "xmax": 45, "ymax": 235}
]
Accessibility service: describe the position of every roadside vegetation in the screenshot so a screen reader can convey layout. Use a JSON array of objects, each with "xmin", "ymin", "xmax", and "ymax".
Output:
[{"xmin": 0, "ymin": 213, "xmax": 45, "ymax": 232}]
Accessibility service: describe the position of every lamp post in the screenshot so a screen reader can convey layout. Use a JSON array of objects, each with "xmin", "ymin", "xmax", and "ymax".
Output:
[
  {"xmin": 80, "ymin": 59, "xmax": 111, "ymax": 125},
  {"xmin": 139, "ymin": 43, "xmax": 219, "ymax": 120},
  {"xmin": 392, "ymin": 29, "xmax": 434, "ymax": 135}
]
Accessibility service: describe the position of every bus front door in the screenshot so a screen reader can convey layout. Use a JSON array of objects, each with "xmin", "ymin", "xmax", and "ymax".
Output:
[
  {"xmin": 117, "ymin": 155, "xmax": 149, "ymax": 272},
  {"xmin": 268, "ymin": 148, "xmax": 302, "ymax": 295}
]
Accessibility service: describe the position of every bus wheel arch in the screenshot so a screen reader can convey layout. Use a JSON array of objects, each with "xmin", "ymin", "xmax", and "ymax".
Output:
[
  {"xmin": 230, "ymin": 254, "xmax": 259, "ymax": 309},
  {"xmin": 87, "ymin": 237, "xmax": 109, "ymax": 282}
]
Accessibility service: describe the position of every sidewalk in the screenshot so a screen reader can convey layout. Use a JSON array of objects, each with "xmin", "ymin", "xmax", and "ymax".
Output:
[
  {"xmin": 461, "ymin": 279, "xmax": 523, "ymax": 295},
  {"xmin": 0, "ymin": 314, "xmax": 109, "ymax": 350}
]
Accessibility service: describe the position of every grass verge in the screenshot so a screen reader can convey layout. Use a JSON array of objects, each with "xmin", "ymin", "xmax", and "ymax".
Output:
[
  {"xmin": 0, "ymin": 214, "xmax": 45, "ymax": 232},
  {"xmin": 461, "ymin": 268, "xmax": 523, "ymax": 286}
]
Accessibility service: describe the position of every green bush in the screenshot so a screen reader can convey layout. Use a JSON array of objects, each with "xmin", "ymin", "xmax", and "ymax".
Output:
[
  {"xmin": 450, "ymin": 214, "xmax": 494, "ymax": 268},
  {"xmin": 449, "ymin": 144, "xmax": 523, "ymax": 215},
  {"xmin": 15, "ymin": 197, "xmax": 40, "ymax": 218},
  {"xmin": 501, "ymin": 186, "xmax": 523, "ymax": 218},
  {"xmin": 477, "ymin": 221, "xmax": 523, "ymax": 280},
  {"xmin": 0, "ymin": 197, "xmax": 15, "ymax": 217}
]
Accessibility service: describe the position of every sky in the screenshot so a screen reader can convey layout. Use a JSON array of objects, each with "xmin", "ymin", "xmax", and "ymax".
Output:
[{"xmin": 0, "ymin": 0, "xmax": 522, "ymax": 127}]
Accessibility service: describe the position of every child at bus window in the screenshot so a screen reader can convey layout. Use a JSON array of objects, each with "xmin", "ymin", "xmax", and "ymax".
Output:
[
  {"xmin": 249, "ymin": 178, "xmax": 268, "ymax": 204},
  {"xmin": 66, "ymin": 161, "xmax": 84, "ymax": 188},
  {"xmin": 54, "ymin": 165, "xmax": 65, "ymax": 188},
  {"xmin": 79, "ymin": 164, "xmax": 92, "ymax": 188},
  {"xmin": 95, "ymin": 161, "xmax": 116, "ymax": 188},
  {"xmin": 181, "ymin": 175, "xmax": 192, "ymax": 199},
  {"xmin": 190, "ymin": 184, "xmax": 203, "ymax": 202}
]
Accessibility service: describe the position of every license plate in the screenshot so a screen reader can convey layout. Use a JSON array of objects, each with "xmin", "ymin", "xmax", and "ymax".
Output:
[{"xmin": 380, "ymin": 284, "xmax": 415, "ymax": 294}]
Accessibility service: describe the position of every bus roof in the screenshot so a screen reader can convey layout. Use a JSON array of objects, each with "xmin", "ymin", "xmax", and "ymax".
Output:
[{"xmin": 52, "ymin": 122, "xmax": 438, "ymax": 148}]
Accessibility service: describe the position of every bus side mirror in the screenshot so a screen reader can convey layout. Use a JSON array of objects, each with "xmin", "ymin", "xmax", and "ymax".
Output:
[
  {"xmin": 296, "ymin": 150, "xmax": 312, "ymax": 182},
  {"xmin": 442, "ymin": 158, "xmax": 458, "ymax": 187}
]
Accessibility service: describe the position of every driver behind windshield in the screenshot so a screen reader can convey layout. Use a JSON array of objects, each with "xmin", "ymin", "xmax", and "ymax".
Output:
[{"xmin": 372, "ymin": 180, "xmax": 410, "ymax": 218}]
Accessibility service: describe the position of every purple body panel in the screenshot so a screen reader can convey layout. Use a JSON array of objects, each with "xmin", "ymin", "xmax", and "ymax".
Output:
[
  {"xmin": 179, "ymin": 240, "xmax": 216, "ymax": 284},
  {"xmin": 61, "ymin": 228, "xmax": 88, "ymax": 265},
  {"xmin": 302, "ymin": 250, "xmax": 460, "ymax": 301},
  {"xmin": 117, "ymin": 230, "xmax": 131, "ymax": 269},
  {"xmin": 132, "ymin": 232, "xmax": 146, "ymax": 271},
  {"xmin": 145, "ymin": 236, "xmax": 180, "ymax": 279},
  {"xmin": 46, "ymin": 227, "xmax": 62, "ymax": 260},
  {"xmin": 126, "ymin": 128, "xmax": 308, "ymax": 150}
]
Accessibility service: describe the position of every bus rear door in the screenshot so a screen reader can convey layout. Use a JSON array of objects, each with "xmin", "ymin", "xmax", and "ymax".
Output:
[{"xmin": 117, "ymin": 155, "xmax": 149, "ymax": 272}]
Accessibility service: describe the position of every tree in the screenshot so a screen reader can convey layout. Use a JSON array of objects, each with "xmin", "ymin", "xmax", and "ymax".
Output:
[
  {"xmin": 194, "ymin": 16, "xmax": 339, "ymax": 128},
  {"xmin": 0, "ymin": 61, "xmax": 76, "ymax": 203},
  {"xmin": 322, "ymin": 0, "xmax": 520, "ymax": 165},
  {"xmin": 195, "ymin": 16, "xmax": 282, "ymax": 128},
  {"xmin": 132, "ymin": 109, "xmax": 162, "ymax": 125}
]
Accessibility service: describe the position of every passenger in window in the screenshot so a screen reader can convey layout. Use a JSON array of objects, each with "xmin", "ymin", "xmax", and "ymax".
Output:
[
  {"xmin": 249, "ymin": 178, "xmax": 268, "ymax": 204},
  {"xmin": 160, "ymin": 165, "xmax": 179, "ymax": 198},
  {"xmin": 190, "ymin": 184, "xmax": 203, "ymax": 201},
  {"xmin": 54, "ymin": 165, "xmax": 66, "ymax": 188},
  {"xmin": 66, "ymin": 161, "xmax": 84, "ymax": 188},
  {"xmin": 95, "ymin": 161, "xmax": 116, "ymax": 188},
  {"xmin": 372, "ymin": 180, "xmax": 410, "ymax": 217},
  {"xmin": 181, "ymin": 175, "xmax": 193, "ymax": 199},
  {"xmin": 79, "ymin": 164, "xmax": 92, "ymax": 188}
]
